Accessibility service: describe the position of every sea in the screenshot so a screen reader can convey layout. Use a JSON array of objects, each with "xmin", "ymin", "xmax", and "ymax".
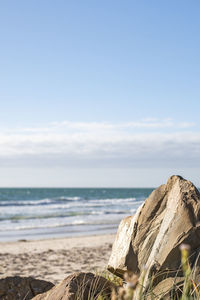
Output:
[{"xmin": 0, "ymin": 188, "xmax": 154, "ymax": 241}]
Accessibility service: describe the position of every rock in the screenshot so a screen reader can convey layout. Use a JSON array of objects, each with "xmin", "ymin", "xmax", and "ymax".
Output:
[
  {"xmin": 148, "ymin": 277, "xmax": 184, "ymax": 300},
  {"xmin": 108, "ymin": 175, "xmax": 200, "ymax": 292},
  {"xmin": 0, "ymin": 276, "xmax": 54, "ymax": 300},
  {"xmin": 107, "ymin": 208, "xmax": 143, "ymax": 277},
  {"xmin": 33, "ymin": 272, "xmax": 115, "ymax": 300}
]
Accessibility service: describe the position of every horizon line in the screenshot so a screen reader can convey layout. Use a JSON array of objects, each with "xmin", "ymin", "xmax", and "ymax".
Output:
[{"xmin": 0, "ymin": 186, "xmax": 156, "ymax": 189}]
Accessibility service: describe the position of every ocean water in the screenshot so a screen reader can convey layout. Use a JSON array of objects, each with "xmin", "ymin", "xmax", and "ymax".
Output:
[{"xmin": 0, "ymin": 188, "xmax": 153, "ymax": 241}]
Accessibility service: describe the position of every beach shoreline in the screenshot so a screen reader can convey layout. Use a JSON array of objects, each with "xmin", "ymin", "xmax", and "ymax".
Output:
[{"xmin": 0, "ymin": 233, "xmax": 115, "ymax": 284}]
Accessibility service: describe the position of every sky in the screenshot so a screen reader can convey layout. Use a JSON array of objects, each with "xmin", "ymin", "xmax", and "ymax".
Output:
[{"xmin": 0, "ymin": 0, "xmax": 200, "ymax": 187}]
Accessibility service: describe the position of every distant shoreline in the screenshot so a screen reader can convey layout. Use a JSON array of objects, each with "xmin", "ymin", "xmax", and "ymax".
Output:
[{"xmin": 0, "ymin": 224, "xmax": 118, "ymax": 242}]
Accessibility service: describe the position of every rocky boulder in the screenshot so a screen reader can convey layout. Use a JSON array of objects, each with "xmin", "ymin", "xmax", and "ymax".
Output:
[
  {"xmin": 33, "ymin": 272, "xmax": 115, "ymax": 300},
  {"xmin": 108, "ymin": 175, "xmax": 200, "ymax": 292},
  {"xmin": 0, "ymin": 276, "xmax": 54, "ymax": 300}
]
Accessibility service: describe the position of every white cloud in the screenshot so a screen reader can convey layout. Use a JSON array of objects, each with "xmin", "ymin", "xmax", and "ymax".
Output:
[
  {"xmin": 0, "ymin": 119, "xmax": 199, "ymax": 168},
  {"xmin": 49, "ymin": 119, "xmax": 194, "ymax": 131}
]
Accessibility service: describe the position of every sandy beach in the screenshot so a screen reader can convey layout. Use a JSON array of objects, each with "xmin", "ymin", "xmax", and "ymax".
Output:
[{"xmin": 0, "ymin": 234, "xmax": 115, "ymax": 284}]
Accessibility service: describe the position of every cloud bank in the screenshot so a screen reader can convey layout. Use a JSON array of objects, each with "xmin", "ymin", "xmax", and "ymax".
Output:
[{"xmin": 0, "ymin": 119, "xmax": 199, "ymax": 168}]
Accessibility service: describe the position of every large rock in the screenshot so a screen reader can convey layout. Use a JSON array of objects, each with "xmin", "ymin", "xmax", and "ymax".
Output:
[
  {"xmin": 148, "ymin": 277, "xmax": 184, "ymax": 300},
  {"xmin": 0, "ymin": 276, "xmax": 54, "ymax": 300},
  {"xmin": 108, "ymin": 175, "xmax": 200, "ymax": 291},
  {"xmin": 33, "ymin": 272, "xmax": 115, "ymax": 300}
]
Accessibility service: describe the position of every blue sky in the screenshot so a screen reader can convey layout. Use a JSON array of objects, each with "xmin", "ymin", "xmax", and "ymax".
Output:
[{"xmin": 0, "ymin": 1, "xmax": 200, "ymax": 187}]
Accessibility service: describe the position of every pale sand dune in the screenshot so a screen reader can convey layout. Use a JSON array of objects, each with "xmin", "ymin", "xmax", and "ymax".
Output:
[{"xmin": 0, "ymin": 234, "xmax": 115, "ymax": 284}]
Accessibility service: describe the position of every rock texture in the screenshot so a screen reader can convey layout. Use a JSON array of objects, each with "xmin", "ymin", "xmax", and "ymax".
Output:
[
  {"xmin": 0, "ymin": 276, "xmax": 54, "ymax": 300},
  {"xmin": 146, "ymin": 277, "xmax": 184, "ymax": 300},
  {"xmin": 108, "ymin": 175, "xmax": 200, "ymax": 292},
  {"xmin": 33, "ymin": 272, "xmax": 115, "ymax": 300}
]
